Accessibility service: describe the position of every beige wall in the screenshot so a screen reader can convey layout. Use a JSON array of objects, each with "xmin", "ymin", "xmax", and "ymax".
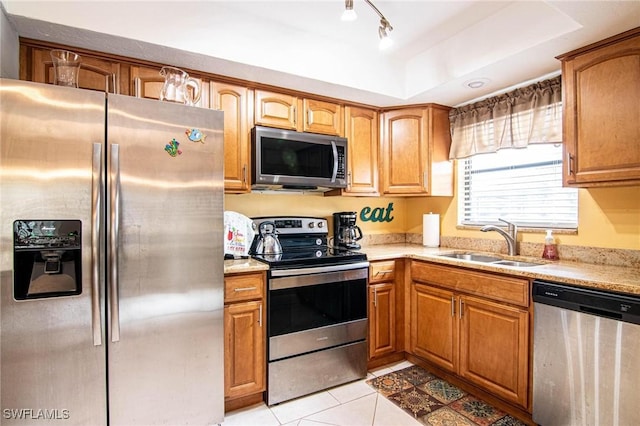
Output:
[
  {"xmin": 225, "ymin": 193, "xmax": 408, "ymax": 236},
  {"xmin": 405, "ymin": 184, "xmax": 640, "ymax": 251},
  {"xmin": 226, "ymin": 177, "xmax": 640, "ymax": 251}
]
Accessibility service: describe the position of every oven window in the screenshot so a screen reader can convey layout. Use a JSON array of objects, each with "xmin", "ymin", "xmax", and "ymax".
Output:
[{"xmin": 268, "ymin": 278, "xmax": 367, "ymax": 337}]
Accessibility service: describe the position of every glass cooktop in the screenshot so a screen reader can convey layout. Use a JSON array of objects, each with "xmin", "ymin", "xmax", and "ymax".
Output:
[{"xmin": 252, "ymin": 246, "xmax": 367, "ymax": 269}]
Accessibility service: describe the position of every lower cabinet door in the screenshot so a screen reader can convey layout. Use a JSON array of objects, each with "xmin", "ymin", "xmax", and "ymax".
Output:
[
  {"xmin": 369, "ymin": 283, "xmax": 395, "ymax": 358},
  {"xmin": 224, "ymin": 301, "xmax": 265, "ymax": 399},
  {"xmin": 411, "ymin": 284, "xmax": 457, "ymax": 372},
  {"xmin": 458, "ymin": 295, "xmax": 529, "ymax": 408}
]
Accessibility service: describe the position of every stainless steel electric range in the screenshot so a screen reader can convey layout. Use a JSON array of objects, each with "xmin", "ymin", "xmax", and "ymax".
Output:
[{"xmin": 249, "ymin": 216, "xmax": 369, "ymax": 406}]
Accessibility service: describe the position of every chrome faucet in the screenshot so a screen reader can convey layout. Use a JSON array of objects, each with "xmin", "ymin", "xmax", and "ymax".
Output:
[{"xmin": 481, "ymin": 218, "xmax": 518, "ymax": 256}]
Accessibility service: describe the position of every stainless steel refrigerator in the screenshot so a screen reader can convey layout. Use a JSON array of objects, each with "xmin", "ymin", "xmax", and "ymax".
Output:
[{"xmin": 0, "ymin": 78, "xmax": 224, "ymax": 425}]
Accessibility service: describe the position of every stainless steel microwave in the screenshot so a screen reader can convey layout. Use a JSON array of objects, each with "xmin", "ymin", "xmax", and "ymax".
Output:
[{"xmin": 251, "ymin": 126, "xmax": 348, "ymax": 191}]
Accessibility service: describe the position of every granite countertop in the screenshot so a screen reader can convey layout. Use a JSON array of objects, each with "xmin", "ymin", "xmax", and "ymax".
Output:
[
  {"xmin": 223, "ymin": 258, "xmax": 269, "ymax": 275},
  {"xmin": 223, "ymin": 244, "xmax": 640, "ymax": 296},
  {"xmin": 363, "ymin": 244, "xmax": 640, "ymax": 296}
]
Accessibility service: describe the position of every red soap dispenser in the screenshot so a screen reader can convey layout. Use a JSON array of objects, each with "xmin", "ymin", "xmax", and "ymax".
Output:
[{"xmin": 542, "ymin": 229, "xmax": 559, "ymax": 260}]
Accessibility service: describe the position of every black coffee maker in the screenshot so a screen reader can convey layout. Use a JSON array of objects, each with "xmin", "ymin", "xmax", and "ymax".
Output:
[{"xmin": 333, "ymin": 211, "xmax": 363, "ymax": 250}]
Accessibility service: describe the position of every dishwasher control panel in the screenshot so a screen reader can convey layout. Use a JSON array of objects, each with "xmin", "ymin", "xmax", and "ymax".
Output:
[{"xmin": 533, "ymin": 280, "xmax": 640, "ymax": 325}]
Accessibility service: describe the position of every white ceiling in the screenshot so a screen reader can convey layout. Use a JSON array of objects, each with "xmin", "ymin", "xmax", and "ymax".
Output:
[{"xmin": 3, "ymin": 1, "xmax": 640, "ymax": 107}]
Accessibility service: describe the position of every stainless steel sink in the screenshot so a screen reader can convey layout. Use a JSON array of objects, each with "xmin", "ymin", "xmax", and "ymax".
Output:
[
  {"xmin": 492, "ymin": 260, "xmax": 543, "ymax": 267},
  {"xmin": 437, "ymin": 253, "xmax": 502, "ymax": 263},
  {"xmin": 437, "ymin": 253, "xmax": 543, "ymax": 267}
]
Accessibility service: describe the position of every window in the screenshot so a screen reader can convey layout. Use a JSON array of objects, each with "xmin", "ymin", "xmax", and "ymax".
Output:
[{"xmin": 459, "ymin": 144, "xmax": 578, "ymax": 229}]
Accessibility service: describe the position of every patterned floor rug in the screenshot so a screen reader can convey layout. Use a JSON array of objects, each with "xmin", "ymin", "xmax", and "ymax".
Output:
[{"xmin": 366, "ymin": 365, "xmax": 527, "ymax": 426}]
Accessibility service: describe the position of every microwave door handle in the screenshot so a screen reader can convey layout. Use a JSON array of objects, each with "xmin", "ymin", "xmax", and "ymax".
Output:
[{"xmin": 331, "ymin": 141, "xmax": 338, "ymax": 183}]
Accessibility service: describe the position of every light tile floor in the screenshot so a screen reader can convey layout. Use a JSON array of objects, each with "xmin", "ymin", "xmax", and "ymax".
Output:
[{"xmin": 222, "ymin": 360, "xmax": 425, "ymax": 426}]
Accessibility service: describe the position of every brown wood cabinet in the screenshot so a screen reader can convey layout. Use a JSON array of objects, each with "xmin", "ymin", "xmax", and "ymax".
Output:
[
  {"xmin": 368, "ymin": 260, "xmax": 397, "ymax": 359},
  {"xmin": 131, "ymin": 65, "xmax": 208, "ymax": 108},
  {"xmin": 223, "ymin": 272, "xmax": 266, "ymax": 407},
  {"xmin": 19, "ymin": 40, "xmax": 464, "ymax": 197},
  {"xmin": 411, "ymin": 283, "xmax": 457, "ymax": 371},
  {"xmin": 211, "ymin": 82, "xmax": 251, "ymax": 193},
  {"xmin": 302, "ymin": 98, "xmax": 343, "ymax": 136},
  {"xmin": 458, "ymin": 294, "xmax": 529, "ymax": 409},
  {"xmin": 559, "ymin": 27, "xmax": 640, "ymax": 187},
  {"xmin": 343, "ymin": 106, "xmax": 379, "ymax": 196},
  {"xmin": 20, "ymin": 44, "xmax": 122, "ymax": 94},
  {"xmin": 254, "ymin": 89, "xmax": 343, "ymax": 135},
  {"xmin": 130, "ymin": 65, "xmax": 164, "ymax": 100},
  {"xmin": 410, "ymin": 261, "xmax": 529, "ymax": 409},
  {"xmin": 254, "ymin": 89, "xmax": 298, "ymax": 130},
  {"xmin": 380, "ymin": 105, "xmax": 453, "ymax": 196}
]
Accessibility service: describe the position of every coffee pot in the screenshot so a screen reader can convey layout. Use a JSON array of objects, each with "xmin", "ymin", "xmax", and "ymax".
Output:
[
  {"xmin": 333, "ymin": 212, "xmax": 363, "ymax": 250},
  {"xmin": 159, "ymin": 66, "xmax": 202, "ymax": 106}
]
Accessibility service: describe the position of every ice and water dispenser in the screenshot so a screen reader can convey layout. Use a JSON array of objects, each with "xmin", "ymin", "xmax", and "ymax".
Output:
[{"xmin": 13, "ymin": 220, "xmax": 82, "ymax": 300}]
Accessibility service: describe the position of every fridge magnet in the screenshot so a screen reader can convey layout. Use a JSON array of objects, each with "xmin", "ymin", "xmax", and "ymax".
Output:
[
  {"xmin": 185, "ymin": 128, "xmax": 207, "ymax": 144},
  {"xmin": 164, "ymin": 139, "xmax": 182, "ymax": 157}
]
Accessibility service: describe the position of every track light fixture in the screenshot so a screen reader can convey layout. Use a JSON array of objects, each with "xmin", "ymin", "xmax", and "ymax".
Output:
[
  {"xmin": 342, "ymin": 0, "xmax": 394, "ymax": 49},
  {"xmin": 341, "ymin": 0, "xmax": 357, "ymax": 21},
  {"xmin": 377, "ymin": 17, "xmax": 393, "ymax": 49}
]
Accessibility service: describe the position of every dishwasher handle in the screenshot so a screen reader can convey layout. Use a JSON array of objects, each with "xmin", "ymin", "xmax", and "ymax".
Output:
[{"xmin": 532, "ymin": 280, "xmax": 640, "ymax": 326}]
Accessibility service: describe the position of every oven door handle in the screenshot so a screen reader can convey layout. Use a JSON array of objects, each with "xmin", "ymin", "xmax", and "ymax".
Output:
[
  {"xmin": 270, "ymin": 261, "xmax": 370, "ymax": 278},
  {"xmin": 330, "ymin": 140, "xmax": 338, "ymax": 183},
  {"xmin": 270, "ymin": 262, "xmax": 370, "ymax": 290}
]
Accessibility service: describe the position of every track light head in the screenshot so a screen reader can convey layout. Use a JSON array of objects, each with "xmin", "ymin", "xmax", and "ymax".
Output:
[
  {"xmin": 341, "ymin": 0, "xmax": 357, "ymax": 21},
  {"xmin": 378, "ymin": 18, "xmax": 393, "ymax": 49},
  {"xmin": 341, "ymin": 0, "xmax": 394, "ymax": 50}
]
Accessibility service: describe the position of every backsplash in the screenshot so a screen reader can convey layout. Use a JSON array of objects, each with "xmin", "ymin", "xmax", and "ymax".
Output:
[{"xmin": 365, "ymin": 233, "xmax": 640, "ymax": 268}]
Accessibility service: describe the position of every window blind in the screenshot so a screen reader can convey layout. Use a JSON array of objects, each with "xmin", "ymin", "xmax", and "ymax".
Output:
[{"xmin": 459, "ymin": 144, "xmax": 578, "ymax": 229}]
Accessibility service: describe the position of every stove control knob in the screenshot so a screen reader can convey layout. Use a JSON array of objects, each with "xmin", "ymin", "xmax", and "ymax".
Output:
[
  {"xmin": 315, "ymin": 238, "xmax": 322, "ymax": 246},
  {"xmin": 317, "ymin": 221, "xmax": 324, "ymax": 228},
  {"xmin": 315, "ymin": 250, "xmax": 322, "ymax": 257},
  {"xmin": 308, "ymin": 222, "xmax": 315, "ymax": 228}
]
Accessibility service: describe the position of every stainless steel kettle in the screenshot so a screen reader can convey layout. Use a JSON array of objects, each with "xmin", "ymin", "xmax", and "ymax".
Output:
[{"xmin": 255, "ymin": 221, "xmax": 282, "ymax": 255}]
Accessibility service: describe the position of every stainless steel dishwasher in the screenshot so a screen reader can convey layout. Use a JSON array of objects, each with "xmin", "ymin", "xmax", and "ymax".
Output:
[{"xmin": 532, "ymin": 280, "xmax": 640, "ymax": 426}]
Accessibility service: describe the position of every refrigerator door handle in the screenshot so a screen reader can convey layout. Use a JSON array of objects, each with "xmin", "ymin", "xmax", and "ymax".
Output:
[
  {"xmin": 91, "ymin": 143, "xmax": 103, "ymax": 346},
  {"xmin": 110, "ymin": 144, "xmax": 121, "ymax": 342}
]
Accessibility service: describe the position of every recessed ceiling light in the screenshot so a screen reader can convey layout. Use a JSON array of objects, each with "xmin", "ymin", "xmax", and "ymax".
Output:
[{"xmin": 465, "ymin": 78, "xmax": 490, "ymax": 89}]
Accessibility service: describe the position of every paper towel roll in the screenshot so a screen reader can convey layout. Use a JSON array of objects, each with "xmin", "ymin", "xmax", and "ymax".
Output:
[{"xmin": 423, "ymin": 213, "xmax": 440, "ymax": 247}]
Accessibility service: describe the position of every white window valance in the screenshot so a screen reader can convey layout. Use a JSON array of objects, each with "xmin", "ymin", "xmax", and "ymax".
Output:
[{"xmin": 449, "ymin": 76, "xmax": 562, "ymax": 159}]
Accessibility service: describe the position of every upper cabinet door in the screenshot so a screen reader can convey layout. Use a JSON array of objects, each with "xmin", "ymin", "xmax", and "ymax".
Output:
[
  {"xmin": 130, "ymin": 65, "xmax": 208, "ymax": 108},
  {"xmin": 380, "ymin": 105, "xmax": 453, "ymax": 196},
  {"xmin": 343, "ymin": 106, "xmax": 379, "ymax": 196},
  {"xmin": 254, "ymin": 90, "xmax": 299, "ymax": 130},
  {"xmin": 130, "ymin": 66, "xmax": 164, "ymax": 100},
  {"xmin": 303, "ymin": 99, "xmax": 343, "ymax": 136},
  {"xmin": 254, "ymin": 90, "xmax": 343, "ymax": 136},
  {"xmin": 560, "ymin": 28, "xmax": 640, "ymax": 187},
  {"xmin": 381, "ymin": 108, "xmax": 429, "ymax": 195},
  {"xmin": 24, "ymin": 46, "xmax": 122, "ymax": 94},
  {"xmin": 211, "ymin": 82, "xmax": 251, "ymax": 193}
]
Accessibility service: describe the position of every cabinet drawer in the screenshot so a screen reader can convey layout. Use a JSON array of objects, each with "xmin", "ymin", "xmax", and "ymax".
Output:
[
  {"xmin": 225, "ymin": 273, "xmax": 265, "ymax": 303},
  {"xmin": 369, "ymin": 260, "xmax": 396, "ymax": 284},
  {"xmin": 411, "ymin": 261, "xmax": 529, "ymax": 307}
]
